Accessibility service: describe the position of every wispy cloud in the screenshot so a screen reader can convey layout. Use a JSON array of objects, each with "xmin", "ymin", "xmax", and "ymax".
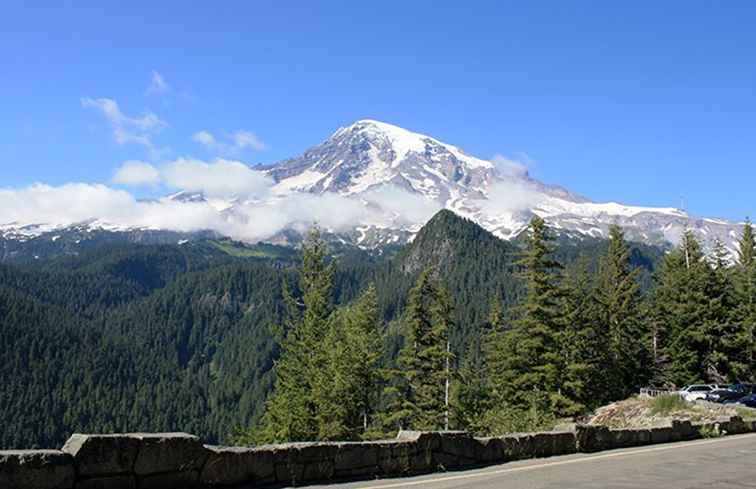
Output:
[
  {"xmin": 192, "ymin": 130, "xmax": 216, "ymax": 147},
  {"xmin": 193, "ymin": 129, "xmax": 267, "ymax": 155},
  {"xmin": 231, "ymin": 130, "xmax": 267, "ymax": 151},
  {"xmin": 81, "ymin": 97, "xmax": 167, "ymax": 150},
  {"xmin": 113, "ymin": 161, "xmax": 161, "ymax": 186},
  {"xmin": 146, "ymin": 70, "xmax": 170, "ymax": 95},
  {"xmin": 491, "ymin": 153, "xmax": 530, "ymax": 178}
]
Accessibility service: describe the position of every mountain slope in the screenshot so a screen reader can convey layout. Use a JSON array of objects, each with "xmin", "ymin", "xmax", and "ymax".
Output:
[
  {"xmin": 266, "ymin": 120, "xmax": 742, "ymax": 255},
  {"xmin": 0, "ymin": 119, "xmax": 746, "ymax": 259}
]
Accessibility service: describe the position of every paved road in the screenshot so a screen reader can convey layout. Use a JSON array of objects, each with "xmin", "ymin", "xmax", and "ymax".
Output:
[{"xmin": 307, "ymin": 433, "xmax": 756, "ymax": 489}]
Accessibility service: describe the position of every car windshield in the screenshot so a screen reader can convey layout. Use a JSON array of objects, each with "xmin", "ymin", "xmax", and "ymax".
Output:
[{"xmin": 690, "ymin": 386, "xmax": 710, "ymax": 391}]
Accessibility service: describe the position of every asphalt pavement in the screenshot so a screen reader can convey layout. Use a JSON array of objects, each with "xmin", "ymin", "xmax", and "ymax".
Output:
[{"xmin": 303, "ymin": 433, "xmax": 756, "ymax": 489}]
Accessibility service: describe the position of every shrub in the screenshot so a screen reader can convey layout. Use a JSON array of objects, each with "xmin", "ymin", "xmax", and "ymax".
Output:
[
  {"xmin": 698, "ymin": 424, "xmax": 723, "ymax": 438},
  {"xmin": 649, "ymin": 394, "xmax": 687, "ymax": 416}
]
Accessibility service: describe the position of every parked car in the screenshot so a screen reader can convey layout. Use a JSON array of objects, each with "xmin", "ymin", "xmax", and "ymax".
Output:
[
  {"xmin": 706, "ymin": 388, "xmax": 746, "ymax": 403},
  {"xmin": 678, "ymin": 384, "xmax": 716, "ymax": 402},
  {"xmin": 707, "ymin": 384, "xmax": 754, "ymax": 403},
  {"xmin": 735, "ymin": 393, "xmax": 756, "ymax": 408}
]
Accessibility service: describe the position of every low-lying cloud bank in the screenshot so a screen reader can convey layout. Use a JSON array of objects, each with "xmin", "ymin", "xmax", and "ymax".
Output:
[{"xmin": 0, "ymin": 159, "xmax": 443, "ymax": 242}]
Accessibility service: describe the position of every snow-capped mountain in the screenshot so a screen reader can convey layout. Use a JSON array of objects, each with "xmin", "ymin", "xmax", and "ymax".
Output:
[
  {"xmin": 0, "ymin": 119, "xmax": 747, "ymax": 258},
  {"xmin": 259, "ymin": 119, "xmax": 743, "ymax": 254}
]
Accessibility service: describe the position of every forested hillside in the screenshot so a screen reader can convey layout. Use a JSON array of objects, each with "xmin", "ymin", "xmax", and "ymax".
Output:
[{"xmin": 0, "ymin": 211, "xmax": 665, "ymax": 449}]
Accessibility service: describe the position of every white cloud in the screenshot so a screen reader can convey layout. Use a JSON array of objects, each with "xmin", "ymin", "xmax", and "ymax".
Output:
[
  {"xmin": 362, "ymin": 185, "xmax": 441, "ymax": 224},
  {"xmin": 192, "ymin": 130, "xmax": 216, "ymax": 146},
  {"xmin": 147, "ymin": 70, "xmax": 170, "ymax": 95},
  {"xmin": 492, "ymin": 153, "xmax": 529, "ymax": 178},
  {"xmin": 193, "ymin": 129, "xmax": 267, "ymax": 155},
  {"xmin": 113, "ymin": 161, "xmax": 161, "ymax": 186},
  {"xmin": 161, "ymin": 158, "xmax": 273, "ymax": 197},
  {"xmin": 231, "ymin": 130, "xmax": 267, "ymax": 151},
  {"xmin": 81, "ymin": 97, "xmax": 167, "ymax": 151},
  {"xmin": 480, "ymin": 180, "xmax": 544, "ymax": 213},
  {"xmin": 0, "ymin": 183, "xmax": 230, "ymax": 234}
]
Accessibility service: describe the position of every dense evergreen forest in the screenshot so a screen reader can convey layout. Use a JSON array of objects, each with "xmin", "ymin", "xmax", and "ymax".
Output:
[
  {"xmin": 241, "ymin": 213, "xmax": 756, "ymax": 443},
  {"xmin": 0, "ymin": 210, "xmax": 692, "ymax": 449}
]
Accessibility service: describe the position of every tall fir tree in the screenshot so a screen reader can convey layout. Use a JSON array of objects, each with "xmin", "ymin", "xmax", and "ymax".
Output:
[
  {"xmin": 384, "ymin": 269, "xmax": 453, "ymax": 431},
  {"xmin": 252, "ymin": 228, "xmax": 336, "ymax": 443},
  {"xmin": 560, "ymin": 257, "xmax": 601, "ymax": 409},
  {"xmin": 593, "ymin": 225, "xmax": 649, "ymax": 401},
  {"xmin": 486, "ymin": 216, "xmax": 579, "ymax": 417},
  {"xmin": 313, "ymin": 285, "xmax": 383, "ymax": 440},
  {"xmin": 650, "ymin": 231, "xmax": 711, "ymax": 386},
  {"xmin": 732, "ymin": 220, "xmax": 756, "ymax": 380},
  {"xmin": 454, "ymin": 299, "xmax": 504, "ymax": 434}
]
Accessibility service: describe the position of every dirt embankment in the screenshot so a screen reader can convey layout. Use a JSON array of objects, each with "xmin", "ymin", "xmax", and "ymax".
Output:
[{"xmin": 586, "ymin": 395, "xmax": 756, "ymax": 429}]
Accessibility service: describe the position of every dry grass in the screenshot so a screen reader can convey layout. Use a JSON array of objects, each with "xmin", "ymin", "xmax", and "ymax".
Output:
[{"xmin": 587, "ymin": 395, "xmax": 756, "ymax": 429}]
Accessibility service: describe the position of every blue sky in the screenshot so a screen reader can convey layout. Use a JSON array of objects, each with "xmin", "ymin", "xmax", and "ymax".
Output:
[{"xmin": 1, "ymin": 1, "xmax": 755, "ymax": 220}]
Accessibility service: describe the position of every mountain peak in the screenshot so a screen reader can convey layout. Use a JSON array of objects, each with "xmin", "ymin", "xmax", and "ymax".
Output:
[
  {"xmin": 331, "ymin": 119, "xmax": 494, "ymax": 171},
  {"xmin": 399, "ymin": 208, "xmax": 514, "ymax": 275}
]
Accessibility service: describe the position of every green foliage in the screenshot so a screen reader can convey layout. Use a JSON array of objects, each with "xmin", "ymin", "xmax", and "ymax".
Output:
[
  {"xmin": 313, "ymin": 285, "xmax": 383, "ymax": 440},
  {"xmin": 649, "ymin": 394, "xmax": 687, "ymax": 416},
  {"xmin": 731, "ymin": 220, "xmax": 756, "ymax": 381},
  {"xmin": 479, "ymin": 394, "xmax": 557, "ymax": 435},
  {"xmin": 6, "ymin": 209, "xmax": 755, "ymax": 450},
  {"xmin": 382, "ymin": 269, "xmax": 453, "ymax": 432},
  {"xmin": 250, "ymin": 229, "xmax": 336, "ymax": 443},
  {"xmin": 698, "ymin": 424, "xmax": 723, "ymax": 438},
  {"xmin": 594, "ymin": 225, "xmax": 650, "ymax": 401},
  {"xmin": 486, "ymin": 217, "xmax": 581, "ymax": 418},
  {"xmin": 650, "ymin": 230, "xmax": 746, "ymax": 385}
]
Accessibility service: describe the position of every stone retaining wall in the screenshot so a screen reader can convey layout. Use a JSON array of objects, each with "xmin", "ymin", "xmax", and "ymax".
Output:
[{"xmin": 2, "ymin": 416, "xmax": 754, "ymax": 489}]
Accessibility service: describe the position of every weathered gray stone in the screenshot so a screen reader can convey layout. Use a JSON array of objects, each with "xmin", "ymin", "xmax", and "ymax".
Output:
[
  {"xmin": 649, "ymin": 426, "xmax": 673, "ymax": 444},
  {"xmin": 671, "ymin": 420, "xmax": 695, "ymax": 441},
  {"xmin": 0, "ymin": 450, "xmax": 75, "ymax": 489},
  {"xmin": 575, "ymin": 425, "xmax": 611, "ymax": 453},
  {"xmin": 376, "ymin": 441, "xmax": 413, "ymax": 475},
  {"xmin": 200, "ymin": 446, "xmax": 275, "ymax": 486},
  {"xmin": 501, "ymin": 434, "xmax": 531, "ymax": 461},
  {"xmin": 289, "ymin": 442, "xmax": 338, "ymax": 464},
  {"xmin": 728, "ymin": 416, "xmax": 747, "ymax": 435},
  {"xmin": 529, "ymin": 432, "xmax": 576, "ymax": 457},
  {"xmin": 475, "ymin": 437, "xmax": 504, "ymax": 463},
  {"xmin": 75, "ymin": 475, "xmax": 137, "ymax": 489},
  {"xmin": 334, "ymin": 443, "xmax": 378, "ymax": 472},
  {"xmin": 397, "ymin": 430, "xmax": 441, "ymax": 452},
  {"xmin": 301, "ymin": 459, "xmax": 335, "ymax": 481},
  {"xmin": 431, "ymin": 451, "xmax": 458, "ymax": 470},
  {"xmin": 275, "ymin": 461, "xmax": 305, "ymax": 484},
  {"xmin": 61, "ymin": 434, "xmax": 140, "ymax": 477},
  {"xmin": 610, "ymin": 429, "xmax": 641, "ymax": 448},
  {"xmin": 438, "ymin": 431, "xmax": 478, "ymax": 463},
  {"xmin": 131, "ymin": 433, "xmax": 208, "ymax": 476},
  {"xmin": 138, "ymin": 469, "xmax": 200, "ymax": 489},
  {"xmin": 536, "ymin": 431, "xmax": 577, "ymax": 456},
  {"xmin": 266, "ymin": 442, "xmax": 339, "ymax": 484}
]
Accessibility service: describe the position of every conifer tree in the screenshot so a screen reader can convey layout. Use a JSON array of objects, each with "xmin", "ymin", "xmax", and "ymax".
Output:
[
  {"xmin": 253, "ymin": 228, "xmax": 335, "ymax": 443},
  {"xmin": 700, "ymin": 239, "xmax": 737, "ymax": 382},
  {"xmin": 338, "ymin": 285, "xmax": 383, "ymax": 437},
  {"xmin": 731, "ymin": 220, "xmax": 756, "ymax": 380},
  {"xmin": 594, "ymin": 225, "xmax": 649, "ymax": 400},
  {"xmin": 385, "ymin": 269, "xmax": 453, "ymax": 431},
  {"xmin": 650, "ymin": 231, "xmax": 711, "ymax": 386},
  {"xmin": 454, "ymin": 299, "xmax": 503, "ymax": 433},
  {"xmin": 487, "ymin": 216, "xmax": 576, "ymax": 416},
  {"xmin": 560, "ymin": 257, "xmax": 601, "ymax": 408}
]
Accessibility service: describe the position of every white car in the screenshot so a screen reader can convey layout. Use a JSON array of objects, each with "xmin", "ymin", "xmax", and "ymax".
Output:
[{"xmin": 678, "ymin": 384, "xmax": 716, "ymax": 402}]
